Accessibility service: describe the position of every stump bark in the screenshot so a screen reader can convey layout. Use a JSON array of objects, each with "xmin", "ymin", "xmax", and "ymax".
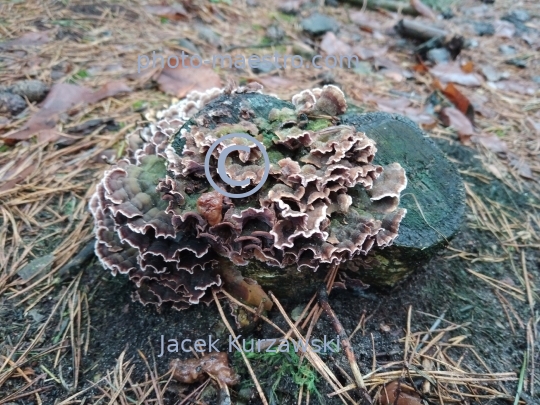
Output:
[{"xmin": 174, "ymin": 92, "xmax": 464, "ymax": 301}]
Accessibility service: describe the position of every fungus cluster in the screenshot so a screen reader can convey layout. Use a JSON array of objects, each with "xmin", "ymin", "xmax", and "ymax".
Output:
[{"xmin": 89, "ymin": 84, "xmax": 407, "ymax": 310}]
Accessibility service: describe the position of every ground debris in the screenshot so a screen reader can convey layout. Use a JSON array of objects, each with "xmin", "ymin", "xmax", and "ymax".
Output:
[{"xmin": 170, "ymin": 352, "xmax": 239, "ymax": 386}]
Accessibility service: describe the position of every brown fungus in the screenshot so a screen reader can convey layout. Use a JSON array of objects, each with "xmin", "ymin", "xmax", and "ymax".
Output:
[{"xmin": 89, "ymin": 84, "xmax": 408, "ymax": 311}]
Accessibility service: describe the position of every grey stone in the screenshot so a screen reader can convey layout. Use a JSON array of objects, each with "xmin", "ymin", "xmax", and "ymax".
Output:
[
  {"xmin": 426, "ymin": 48, "xmax": 451, "ymax": 64},
  {"xmin": 17, "ymin": 254, "xmax": 55, "ymax": 280},
  {"xmin": 301, "ymin": 13, "xmax": 338, "ymax": 36},
  {"xmin": 504, "ymin": 9, "xmax": 530, "ymax": 23},
  {"xmin": 499, "ymin": 44, "xmax": 516, "ymax": 56},
  {"xmin": 0, "ymin": 92, "xmax": 26, "ymax": 115},
  {"xmin": 266, "ymin": 24, "xmax": 285, "ymax": 42},
  {"xmin": 505, "ymin": 57, "xmax": 527, "ymax": 68},
  {"xmin": 473, "ymin": 22, "xmax": 494, "ymax": 36},
  {"xmin": 0, "ymin": 79, "xmax": 49, "ymax": 103},
  {"xmin": 481, "ymin": 65, "xmax": 503, "ymax": 82}
]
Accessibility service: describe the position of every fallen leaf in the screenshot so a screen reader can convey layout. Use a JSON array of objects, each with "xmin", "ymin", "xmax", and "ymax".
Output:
[
  {"xmin": 410, "ymin": 0, "xmax": 437, "ymax": 20},
  {"xmin": 277, "ymin": 0, "xmax": 307, "ymax": 14},
  {"xmin": 413, "ymin": 63, "xmax": 429, "ymax": 73},
  {"xmin": 439, "ymin": 107, "xmax": 474, "ymax": 142},
  {"xmin": 349, "ymin": 11, "xmax": 383, "ymax": 33},
  {"xmin": 509, "ymin": 154, "xmax": 533, "ymax": 179},
  {"xmin": 352, "ymin": 45, "xmax": 388, "ymax": 60},
  {"xmin": 374, "ymin": 57, "xmax": 413, "ymax": 82},
  {"xmin": 144, "ymin": 4, "xmax": 189, "ymax": 21},
  {"xmin": 434, "ymin": 81, "xmax": 474, "ymax": 123},
  {"xmin": 380, "ymin": 380, "xmax": 423, "ymax": 405},
  {"xmin": 430, "ymin": 62, "xmax": 483, "ymax": 87},
  {"xmin": 480, "ymin": 65, "xmax": 505, "ymax": 82},
  {"xmin": 87, "ymin": 81, "xmax": 132, "ymax": 104},
  {"xmin": 472, "ymin": 133, "xmax": 508, "ymax": 154},
  {"xmin": 2, "ymin": 82, "xmax": 131, "ymax": 143},
  {"xmin": 0, "ymin": 153, "xmax": 37, "ymax": 193},
  {"xmin": 157, "ymin": 63, "xmax": 222, "ymax": 98},
  {"xmin": 0, "ymin": 30, "xmax": 53, "ymax": 48},
  {"xmin": 365, "ymin": 96, "xmax": 436, "ymax": 128},
  {"xmin": 461, "ymin": 60, "xmax": 474, "ymax": 73},
  {"xmin": 365, "ymin": 95, "xmax": 412, "ymax": 112},
  {"xmin": 494, "ymin": 20, "xmax": 515, "ymax": 38},
  {"xmin": 320, "ymin": 32, "xmax": 352, "ymax": 55},
  {"xmin": 403, "ymin": 107, "xmax": 437, "ymax": 128}
]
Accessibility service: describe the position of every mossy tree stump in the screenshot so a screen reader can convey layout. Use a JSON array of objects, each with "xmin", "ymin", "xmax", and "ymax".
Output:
[{"xmin": 175, "ymin": 92, "xmax": 464, "ymax": 302}]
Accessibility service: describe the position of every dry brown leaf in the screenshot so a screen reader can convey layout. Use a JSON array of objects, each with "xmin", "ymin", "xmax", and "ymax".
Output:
[
  {"xmin": 509, "ymin": 154, "xmax": 533, "ymax": 179},
  {"xmin": 157, "ymin": 64, "xmax": 222, "ymax": 98},
  {"xmin": 87, "ymin": 81, "xmax": 132, "ymax": 103},
  {"xmin": 349, "ymin": 11, "xmax": 382, "ymax": 33},
  {"xmin": 365, "ymin": 96, "xmax": 436, "ymax": 128},
  {"xmin": 144, "ymin": 4, "xmax": 189, "ymax": 21},
  {"xmin": 403, "ymin": 107, "xmax": 437, "ymax": 128},
  {"xmin": 374, "ymin": 57, "xmax": 413, "ymax": 82},
  {"xmin": 0, "ymin": 154, "xmax": 37, "ymax": 193},
  {"xmin": 366, "ymin": 95, "xmax": 412, "ymax": 111},
  {"xmin": 472, "ymin": 133, "xmax": 508, "ymax": 154},
  {"xmin": 430, "ymin": 63, "xmax": 483, "ymax": 87},
  {"xmin": 494, "ymin": 20, "xmax": 515, "ymax": 38},
  {"xmin": 380, "ymin": 380, "xmax": 423, "ymax": 405},
  {"xmin": 439, "ymin": 107, "xmax": 474, "ymax": 142},
  {"xmin": 461, "ymin": 60, "xmax": 474, "ymax": 73},
  {"xmin": 0, "ymin": 30, "xmax": 54, "ymax": 48},
  {"xmin": 320, "ymin": 32, "xmax": 352, "ymax": 55},
  {"xmin": 352, "ymin": 45, "xmax": 388, "ymax": 60},
  {"xmin": 410, "ymin": 0, "xmax": 437, "ymax": 20},
  {"xmin": 2, "ymin": 81, "xmax": 131, "ymax": 143},
  {"xmin": 434, "ymin": 81, "xmax": 474, "ymax": 123},
  {"xmin": 277, "ymin": 0, "xmax": 307, "ymax": 14}
]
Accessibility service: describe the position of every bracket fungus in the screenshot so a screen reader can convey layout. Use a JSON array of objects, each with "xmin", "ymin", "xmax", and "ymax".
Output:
[{"xmin": 90, "ymin": 84, "xmax": 411, "ymax": 311}]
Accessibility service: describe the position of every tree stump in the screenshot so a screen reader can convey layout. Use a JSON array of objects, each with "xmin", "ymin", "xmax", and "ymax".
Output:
[{"xmin": 174, "ymin": 91, "xmax": 464, "ymax": 302}]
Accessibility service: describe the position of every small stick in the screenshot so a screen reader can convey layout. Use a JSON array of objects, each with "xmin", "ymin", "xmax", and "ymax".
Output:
[
  {"xmin": 212, "ymin": 290, "xmax": 268, "ymax": 405},
  {"xmin": 349, "ymin": 310, "xmax": 367, "ymax": 341},
  {"xmin": 317, "ymin": 285, "xmax": 371, "ymax": 403}
]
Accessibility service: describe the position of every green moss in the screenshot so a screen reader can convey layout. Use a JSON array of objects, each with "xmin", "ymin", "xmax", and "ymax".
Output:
[
  {"xmin": 267, "ymin": 148, "xmax": 287, "ymax": 164},
  {"xmin": 183, "ymin": 192, "xmax": 200, "ymax": 211},
  {"xmin": 233, "ymin": 342, "xmax": 325, "ymax": 404},
  {"xmin": 215, "ymin": 124, "xmax": 258, "ymax": 137},
  {"xmin": 306, "ymin": 119, "xmax": 331, "ymax": 132},
  {"xmin": 268, "ymin": 107, "xmax": 296, "ymax": 123}
]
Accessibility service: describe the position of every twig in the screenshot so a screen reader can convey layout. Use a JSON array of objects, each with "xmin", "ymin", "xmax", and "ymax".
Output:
[
  {"xmin": 318, "ymin": 285, "xmax": 371, "ymax": 403},
  {"xmin": 212, "ymin": 290, "xmax": 268, "ymax": 405},
  {"xmin": 58, "ymin": 238, "xmax": 95, "ymax": 280},
  {"xmin": 514, "ymin": 351, "xmax": 527, "ymax": 405}
]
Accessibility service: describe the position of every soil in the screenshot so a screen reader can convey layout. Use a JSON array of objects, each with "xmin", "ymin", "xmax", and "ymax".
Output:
[{"xmin": 2, "ymin": 136, "xmax": 536, "ymax": 405}]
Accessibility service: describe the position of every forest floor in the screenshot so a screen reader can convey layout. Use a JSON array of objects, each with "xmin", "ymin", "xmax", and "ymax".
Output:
[{"xmin": 0, "ymin": 0, "xmax": 539, "ymax": 404}]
